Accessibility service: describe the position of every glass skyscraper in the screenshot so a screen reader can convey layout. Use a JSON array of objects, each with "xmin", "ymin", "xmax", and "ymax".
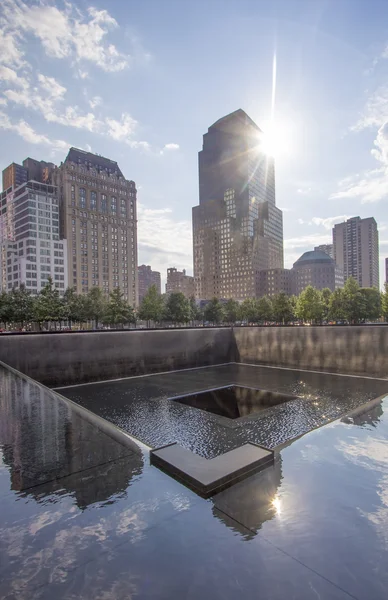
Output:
[{"xmin": 193, "ymin": 109, "xmax": 284, "ymax": 300}]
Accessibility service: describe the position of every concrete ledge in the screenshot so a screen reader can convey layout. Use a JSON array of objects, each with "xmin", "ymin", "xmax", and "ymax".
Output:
[{"xmin": 150, "ymin": 442, "xmax": 274, "ymax": 498}]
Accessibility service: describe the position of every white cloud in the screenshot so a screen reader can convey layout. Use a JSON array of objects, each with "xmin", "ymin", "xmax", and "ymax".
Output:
[
  {"xmin": 284, "ymin": 233, "xmax": 332, "ymax": 251},
  {"xmin": 89, "ymin": 96, "xmax": 102, "ymax": 109},
  {"xmin": 37, "ymin": 73, "xmax": 66, "ymax": 99},
  {"xmin": 351, "ymin": 86, "xmax": 388, "ymax": 132},
  {"xmin": 137, "ymin": 203, "xmax": 193, "ymax": 276},
  {"xmin": 0, "ymin": 110, "xmax": 68, "ymax": 150},
  {"xmin": 163, "ymin": 143, "xmax": 179, "ymax": 151},
  {"xmin": 0, "ymin": 65, "xmax": 28, "ymax": 87},
  {"xmin": 311, "ymin": 215, "xmax": 350, "ymax": 230},
  {"xmin": 0, "ymin": 0, "xmax": 130, "ymax": 73},
  {"xmin": 0, "ymin": 28, "xmax": 24, "ymax": 68},
  {"xmin": 106, "ymin": 113, "xmax": 137, "ymax": 141},
  {"xmin": 297, "ymin": 186, "xmax": 312, "ymax": 195}
]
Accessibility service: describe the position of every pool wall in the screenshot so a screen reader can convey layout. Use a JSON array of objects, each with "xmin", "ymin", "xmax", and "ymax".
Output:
[{"xmin": 0, "ymin": 325, "xmax": 387, "ymax": 386}]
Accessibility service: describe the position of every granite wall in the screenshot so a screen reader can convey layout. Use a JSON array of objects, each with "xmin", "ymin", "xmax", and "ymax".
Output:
[
  {"xmin": 0, "ymin": 328, "xmax": 235, "ymax": 387},
  {"xmin": 234, "ymin": 326, "xmax": 388, "ymax": 378}
]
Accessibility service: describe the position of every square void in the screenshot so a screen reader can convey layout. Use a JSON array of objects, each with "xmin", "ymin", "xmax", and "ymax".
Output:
[{"xmin": 171, "ymin": 385, "xmax": 297, "ymax": 420}]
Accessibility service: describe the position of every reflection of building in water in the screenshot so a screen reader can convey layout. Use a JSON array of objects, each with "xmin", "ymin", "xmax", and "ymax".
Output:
[
  {"xmin": 343, "ymin": 401, "xmax": 384, "ymax": 429},
  {"xmin": 0, "ymin": 370, "xmax": 143, "ymax": 509},
  {"xmin": 212, "ymin": 455, "xmax": 283, "ymax": 539}
]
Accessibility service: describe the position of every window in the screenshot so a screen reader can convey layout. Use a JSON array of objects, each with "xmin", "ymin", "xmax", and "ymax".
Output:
[
  {"xmin": 79, "ymin": 187, "xmax": 86, "ymax": 209},
  {"xmin": 90, "ymin": 191, "xmax": 97, "ymax": 211},
  {"xmin": 101, "ymin": 194, "xmax": 107, "ymax": 213},
  {"xmin": 111, "ymin": 196, "xmax": 117, "ymax": 214},
  {"xmin": 120, "ymin": 198, "xmax": 127, "ymax": 216}
]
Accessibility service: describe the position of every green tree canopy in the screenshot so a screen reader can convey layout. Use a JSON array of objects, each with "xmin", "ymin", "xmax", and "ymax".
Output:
[
  {"xmin": 224, "ymin": 298, "xmax": 240, "ymax": 324},
  {"xmin": 382, "ymin": 282, "xmax": 388, "ymax": 322},
  {"xmin": 328, "ymin": 288, "xmax": 347, "ymax": 322},
  {"xmin": 0, "ymin": 291, "xmax": 12, "ymax": 327},
  {"xmin": 85, "ymin": 286, "xmax": 108, "ymax": 327},
  {"xmin": 34, "ymin": 277, "xmax": 62, "ymax": 326},
  {"xmin": 272, "ymin": 293, "xmax": 295, "ymax": 324},
  {"xmin": 359, "ymin": 287, "xmax": 381, "ymax": 322},
  {"xmin": 240, "ymin": 297, "xmax": 258, "ymax": 323},
  {"xmin": 342, "ymin": 277, "xmax": 366, "ymax": 324},
  {"xmin": 9, "ymin": 284, "xmax": 35, "ymax": 326},
  {"xmin": 296, "ymin": 286, "xmax": 325, "ymax": 323},
  {"xmin": 189, "ymin": 296, "xmax": 202, "ymax": 323},
  {"xmin": 204, "ymin": 297, "xmax": 224, "ymax": 324},
  {"xmin": 164, "ymin": 292, "xmax": 191, "ymax": 324},
  {"xmin": 137, "ymin": 285, "xmax": 165, "ymax": 324},
  {"xmin": 256, "ymin": 296, "xmax": 273, "ymax": 322},
  {"xmin": 103, "ymin": 288, "xmax": 135, "ymax": 327}
]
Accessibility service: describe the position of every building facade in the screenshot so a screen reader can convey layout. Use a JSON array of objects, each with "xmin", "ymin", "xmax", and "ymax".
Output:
[
  {"xmin": 333, "ymin": 217, "xmax": 379, "ymax": 288},
  {"xmin": 52, "ymin": 148, "xmax": 138, "ymax": 304},
  {"xmin": 314, "ymin": 244, "xmax": 333, "ymax": 259},
  {"xmin": 166, "ymin": 267, "xmax": 194, "ymax": 298},
  {"xmin": 138, "ymin": 264, "xmax": 161, "ymax": 303},
  {"xmin": 2, "ymin": 163, "xmax": 28, "ymax": 192},
  {"xmin": 256, "ymin": 268, "xmax": 293, "ymax": 297},
  {"xmin": 292, "ymin": 250, "xmax": 344, "ymax": 295},
  {"xmin": 0, "ymin": 181, "xmax": 67, "ymax": 294},
  {"xmin": 193, "ymin": 109, "xmax": 283, "ymax": 301}
]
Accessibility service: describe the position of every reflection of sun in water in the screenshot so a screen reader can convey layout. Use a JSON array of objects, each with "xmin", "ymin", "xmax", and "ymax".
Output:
[
  {"xmin": 261, "ymin": 121, "xmax": 291, "ymax": 158},
  {"xmin": 272, "ymin": 495, "xmax": 282, "ymax": 515}
]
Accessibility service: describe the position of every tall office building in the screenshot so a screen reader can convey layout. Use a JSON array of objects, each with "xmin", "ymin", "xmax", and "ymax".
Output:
[
  {"xmin": 166, "ymin": 267, "xmax": 194, "ymax": 298},
  {"xmin": 314, "ymin": 244, "xmax": 333, "ymax": 259},
  {"xmin": 138, "ymin": 264, "xmax": 161, "ymax": 303},
  {"xmin": 2, "ymin": 163, "xmax": 28, "ymax": 192},
  {"xmin": 52, "ymin": 148, "xmax": 138, "ymax": 304},
  {"xmin": 0, "ymin": 181, "xmax": 67, "ymax": 294},
  {"xmin": 193, "ymin": 109, "xmax": 283, "ymax": 300},
  {"xmin": 333, "ymin": 217, "xmax": 379, "ymax": 288}
]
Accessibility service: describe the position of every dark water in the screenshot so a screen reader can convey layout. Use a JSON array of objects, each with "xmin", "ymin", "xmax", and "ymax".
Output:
[{"xmin": 58, "ymin": 364, "xmax": 388, "ymax": 457}]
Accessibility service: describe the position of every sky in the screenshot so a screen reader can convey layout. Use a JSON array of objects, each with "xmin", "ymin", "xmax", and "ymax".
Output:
[{"xmin": 1, "ymin": 0, "xmax": 388, "ymax": 288}]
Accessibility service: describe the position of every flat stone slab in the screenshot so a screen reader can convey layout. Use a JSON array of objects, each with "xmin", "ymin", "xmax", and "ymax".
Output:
[{"xmin": 150, "ymin": 442, "xmax": 274, "ymax": 498}]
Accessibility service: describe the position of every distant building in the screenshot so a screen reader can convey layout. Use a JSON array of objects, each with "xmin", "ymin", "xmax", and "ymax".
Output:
[
  {"xmin": 292, "ymin": 250, "xmax": 344, "ymax": 295},
  {"xmin": 52, "ymin": 147, "xmax": 138, "ymax": 303},
  {"xmin": 0, "ymin": 181, "xmax": 67, "ymax": 294},
  {"xmin": 138, "ymin": 264, "xmax": 161, "ymax": 303},
  {"xmin": 22, "ymin": 158, "xmax": 55, "ymax": 185},
  {"xmin": 256, "ymin": 268, "xmax": 293, "ymax": 297},
  {"xmin": 2, "ymin": 163, "xmax": 28, "ymax": 192},
  {"xmin": 166, "ymin": 267, "xmax": 194, "ymax": 298},
  {"xmin": 314, "ymin": 244, "xmax": 333, "ymax": 259},
  {"xmin": 192, "ymin": 109, "xmax": 283, "ymax": 301},
  {"xmin": 333, "ymin": 217, "xmax": 379, "ymax": 288}
]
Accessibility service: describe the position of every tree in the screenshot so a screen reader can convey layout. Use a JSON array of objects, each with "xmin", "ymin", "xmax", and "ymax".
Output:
[
  {"xmin": 272, "ymin": 293, "xmax": 294, "ymax": 324},
  {"xmin": 382, "ymin": 283, "xmax": 388, "ymax": 322},
  {"xmin": 34, "ymin": 277, "xmax": 62, "ymax": 329},
  {"xmin": 204, "ymin": 297, "xmax": 224, "ymax": 324},
  {"xmin": 256, "ymin": 296, "xmax": 273, "ymax": 323},
  {"xmin": 240, "ymin": 298, "xmax": 258, "ymax": 323},
  {"xmin": 359, "ymin": 288, "xmax": 381, "ymax": 322},
  {"xmin": 9, "ymin": 285, "xmax": 35, "ymax": 328},
  {"xmin": 164, "ymin": 292, "xmax": 191, "ymax": 324},
  {"xmin": 321, "ymin": 288, "xmax": 333, "ymax": 322},
  {"xmin": 137, "ymin": 285, "xmax": 165, "ymax": 325},
  {"xmin": 296, "ymin": 286, "xmax": 325, "ymax": 324},
  {"xmin": 0, "ymin": 291, "xmax": 12, "ymax": 329},
  {"xmin": 61, "ymin": 287, "xmax": 79, "ymax": 326},
  {"xmin": 329, "ymin": 288, "xmax": 347, "ymax": 322},
  {"xmin": 103, "ymin": 288, "xmax": 135, "ymax": 328},
  {"xmin": 224, "ymin": 298, "xmax": 240, "ymax": 324},
  {"xmin": 342, "ymin": 277, "xmax": 365, "ymax": 324},
  {"xmin": 86, "ymin": 286, "xmax": 107, "ymax": 328},
  {"xmin": 189, "ymin": 296, "xmax": 202, "ymax": 324}
]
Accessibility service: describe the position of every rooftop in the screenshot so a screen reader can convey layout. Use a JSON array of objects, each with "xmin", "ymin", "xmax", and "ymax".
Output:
[
  {"xmin": 293, "ymin": 249, "xmax": 336, "ymax": 267},
  {"xmin": 64, "ymin": 147, "xmax": 124, "ymax": 178}
]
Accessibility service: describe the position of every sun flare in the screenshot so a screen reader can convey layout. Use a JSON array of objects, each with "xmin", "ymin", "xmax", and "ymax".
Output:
[{"xmin": 261, "ymin": 121, "xmax": 291, "ymax": 158}]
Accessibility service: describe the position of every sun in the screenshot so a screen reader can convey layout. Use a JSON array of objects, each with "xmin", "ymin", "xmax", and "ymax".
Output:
[{"xmin": 260, "ymin": 120, "xmax": 291, "ymax": 158}]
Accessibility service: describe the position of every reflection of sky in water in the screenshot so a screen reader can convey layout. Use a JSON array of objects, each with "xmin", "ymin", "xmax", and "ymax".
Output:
[{"xmin": 60, "ymin": 364, "xmax": 388, "ymax": 458}]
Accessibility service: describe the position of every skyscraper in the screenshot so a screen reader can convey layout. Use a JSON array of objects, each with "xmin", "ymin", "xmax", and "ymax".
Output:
[
  {"xmin": 333, "ymin": 217, "xmax": 379, "ymax": 288},
  {"xmin": 0, "ymin": 181, "xmax": 67, "ymax": 294},
  {"xmin": 314, "ymin": 244, "xmax": 334, "ymax": 259},
  {"xmin": 193, "ymin": 109, "xmax": 283, "ymax": 300},
  {"xmin": 2, "ymin": 163, "xmax": 28, "ymax": 191},
  {"xmin": 138, "ymin": 264, "xmax": 161, "ymax": 303},
  {"xmin": 52, "ymin": 148, "xmax": 138, "ymax": 304}
]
